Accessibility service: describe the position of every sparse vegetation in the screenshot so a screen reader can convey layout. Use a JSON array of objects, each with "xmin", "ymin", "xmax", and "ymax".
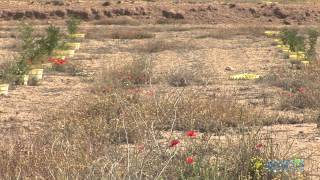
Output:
[
  {"xmin": 109, "ymin": 30, "xmax": 154, "ymax": 39},
  {"xmin": 18, "ymin": 23, "xmax": 63, "ymax": 65},
  {"xmin": 280, "ymin": 28, "xmax": 305, "ymax": 52},
  {"xmin": 0, "ymin": 60, "xmax": 294, "ymax": 179},
  {"xmin": 94, "ymin": 16, "xmax": 141, "ymax": 26},
  {"xmin": 197, "ymin": 26, "xmax": 269, "ymax": 39},
  {"xmin": 0, "ymin": 61, "xmax": 16, "ymax": 84},
  {"xmin": 67, "ymin": 16, "xmax": 81, "ymax": 35},
  {"xmin": 132, "ymin": 40, "xmax": 198, "ymax": 53},
  {"xmin": 306, "ymin": 29, "xmax": 319, "ymax": 61},
  {"xmin": 167, "ymin": 67, "xmax": 202, "ymax": 87},
  {"xmin": 87, "ymin": 28, "xmax": 155, "ymax": 40},
  {"xmin": 261, "ymin": 28, "xmax": 320, "ymax": 110}
]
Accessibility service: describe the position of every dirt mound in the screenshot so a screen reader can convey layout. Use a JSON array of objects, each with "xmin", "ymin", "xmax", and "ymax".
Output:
[{"xmin": 0, "ymin": 1, "xmax": 320, "ymax": 25}]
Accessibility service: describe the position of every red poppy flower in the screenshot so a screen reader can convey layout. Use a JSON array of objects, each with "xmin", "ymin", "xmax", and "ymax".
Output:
[
  {"xmin": 137, "ymin": 144, "xmax": 145, "ymax": 153},
  {"xmin": 186, "ymin": 131, "xmax": 197, "ymax": 137},
  {"xmin": 287, "ymin": 93, "xmax": 294, "ymax": 97},
  {"xmin": 298, "ymin": 87, "xmax": 305, "ymax": 94},
  {"xmin": 186, "ymin": 156, "xmax": 194, "ymax": 164},
  {"xmin": 169, "ymin": 139, "xmax": 180, "ymax": 147},
  {"xmin": 255, "ymin": 143, "xmax": 263, "ymax": 150},
  {"xmin": 139, "ymin": 75, "xmax": 146, "ymax": 81},
  {"xmin": 145, "ymin": 90, "xmax": 154, "ymax": 96},
  {"xmin": 135, "ymin": 88, "xmax": 141, "ymax": 93},
  {"xmin": 48, "ymin": 57, "xmax": 66, "ymax": 65},
  {"xmin": 128, "ymin": 88, "xmax": 141, "ymax": 94},
  {"xmin": 102, "ymin": 86, "xmax": 112, "ymax": 93}
]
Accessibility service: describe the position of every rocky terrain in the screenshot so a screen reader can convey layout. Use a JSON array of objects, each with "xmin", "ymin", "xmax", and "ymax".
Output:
[{"xmin": 0, "ymin": 0, "xmax": 320, "ymax": 25}]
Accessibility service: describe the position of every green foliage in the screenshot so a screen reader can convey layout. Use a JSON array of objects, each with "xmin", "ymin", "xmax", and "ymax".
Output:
[
  {"xmin": 280, "ymin": 29, "xmax": 294, "ymax": 45},
  {"xmin": 12, "ymin": 59, "xmax": 29, "ymax": 76},
  {"xmin": 0, "ymin": 22, "xmax": 65, "ymax": 85},
  {"xmin": 306, "ymin": 29, "xmax": 319, "ymax": 60},
  {"xmin": 67, "ymin": 16, "xmax": 81, "ymax": 35},
  {"xmin": 18, "ymin": 22, "xmax": 35, "ymax": 52},
  {"xmin": 0, "ymin": 62, "xmax": 14, "ymax": 83},
  {"xmin": 18, "ymin": 22, "xmax": 44, "ymax": 65},
  {"xmin": 280, "ymin": 28, "xmax": 319, "ymax": 60},
  {"xmin": 0, "ymin": 23, "xmax": 32, "ymax": 83},
  {"xmin": 280, "ymin": 29, "xmax": 305, "ymax": 52},
  {"xmin": 42, "ymin": 25, "xmax": 62, "ymax": 56},
  {"xmin": 0, "ymin": 61, "xmax": 25, "ymax": 84},
  {"xmin": 36, "ymin": 25, "xmax": 63, "ymax": 60},
  {"xmin": 249, "ymin": 156, "xmax": 265, "ymax": 179},
  {"xmin": 18, "ymin": 22, "xmax": 63, "ymax": 65},
  {"xmin": 18, "ymin": 22, "xmax": 37, "ymax": 64}
]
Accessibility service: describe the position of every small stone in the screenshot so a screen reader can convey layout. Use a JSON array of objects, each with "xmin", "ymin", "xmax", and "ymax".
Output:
[
  {"xmin": 229, "ymin": 3, "xmax": 236, "ymax": 8},
  {"xmin": 283, "ymin": 20, "xmax": 291, "ymax": 25},
  {"xmin": 52, "ymin": 0, "xmax": 64, "ymax": 6},
  {"xmin": 225, "ymin": 66, "xmax": 234, "ymax": 71},
  {"xmin": 273, "ymin": 7, "xmax": 288, "ymax": 19},
  {"xmin": 305, "ymin": 11, "xmax": 310, "ymax": 17},
  {"xmin": 207, "ymin": 5, "xmax": 217, "ymax": 11},
  {"xmin": 249, "ymin": 8, "xmax": 256, "ymax": 14},
  {"xmin": 162, "ymin": 9, "xmax": 185, "ymax": 19},
  {"xmin": 54, "ymin": 10, "xmax": 65, "ymax": 17},
  {"xmin": 46, "ymin": 0, "xmax": 64, "ymax": 6},
  {"xmin": 102, "ymin": 1, "xmax": 111, "ymax": 6}
]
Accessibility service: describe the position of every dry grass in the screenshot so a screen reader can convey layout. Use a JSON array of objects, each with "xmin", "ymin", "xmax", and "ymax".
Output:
[
  {"xmin": 1, "ymin": 52, "xmax": 304, "ymax": 179},
  {"xmin": 87, "ymin": 28, "xmax": 155, "ymax": 40},
  {"xmin": 167, "ymin": 67, "xmax": 207, "ymax": 87},
  {"xmin": 93, "ymin": 16, "xmax": 141, "ymax": 26},
  {"xmin": 0, "ymin": 87, "xmax": 304, "ymax": 179},
  {"xmin": 155, "ymin": 18, "xmax": 190, "ymax": 25},
  {"xmin": 92, "ymin": 55, "xmax": 154, "ymax": 94},
  {"xmin": 110, "ymin": 30, "xmax": 155, "ymax": 39},
  {"xmin": 197, "ymin": 26, "xmax": 274, "ymax": 39},
  {"xmin": 259, "ymin": 58, "xmax": 320, "ymax": 110},
  {"xmin": 131, "ymin": 39, "xmax": 199, "ymax": 53},
  {"xmin": 2, "ymin": 19, "xmax": 320, "ymax": 179}
]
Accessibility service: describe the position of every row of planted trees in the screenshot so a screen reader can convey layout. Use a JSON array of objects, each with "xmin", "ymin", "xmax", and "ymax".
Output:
[
  {"xmin": 0, "ymin": 17, "xmax": 84, "ymax": 95},
  {"xmin": 265, "ymin": 28, "xmax": 319, "ymax": 66}
]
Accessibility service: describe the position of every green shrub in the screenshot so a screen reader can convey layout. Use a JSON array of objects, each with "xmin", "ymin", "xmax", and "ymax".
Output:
[
  {"xmin": 280, "ymin": 28, "xmax": 319, "ymax": 60},
  {"xmin": 0, "ymin": 62, "xmax": 15, "ymax": 84},
  {"xmin": 67, "ymin": 16, "xmax": 81, "ymax": 35},
  {"xmin": 18, "ymin": 22, "xmax": 63, "ymax": 65},
  {"xmin": 18, "ymin": 22, "xmax": 35, "ymax": 53},
  {"xmin": 42, "ymin": 25, "xmax": 62, "ymax": 56},
  {"xmin": 0, "ymin": 60, "xmax": 31, "ymax": 85},
  {"xmin": 280, "ymin": 29, "xmax": 305, "ymax": 52},
  {"xmin": 306, "ymin": 29, "xmax": 319, "ymax": 61}
]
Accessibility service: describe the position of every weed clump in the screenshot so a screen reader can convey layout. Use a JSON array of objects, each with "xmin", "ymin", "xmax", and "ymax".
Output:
[
  {"xmin": 167, "ymin": 67, "xmax": 205, "ymax": 87},
  {"xmin": 168, "ymin": 69, "xmax": 193, "ymax": 87},
  {"xmin": 93, "ymin": 55, "xmax": 153, "ymax": 94}
]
